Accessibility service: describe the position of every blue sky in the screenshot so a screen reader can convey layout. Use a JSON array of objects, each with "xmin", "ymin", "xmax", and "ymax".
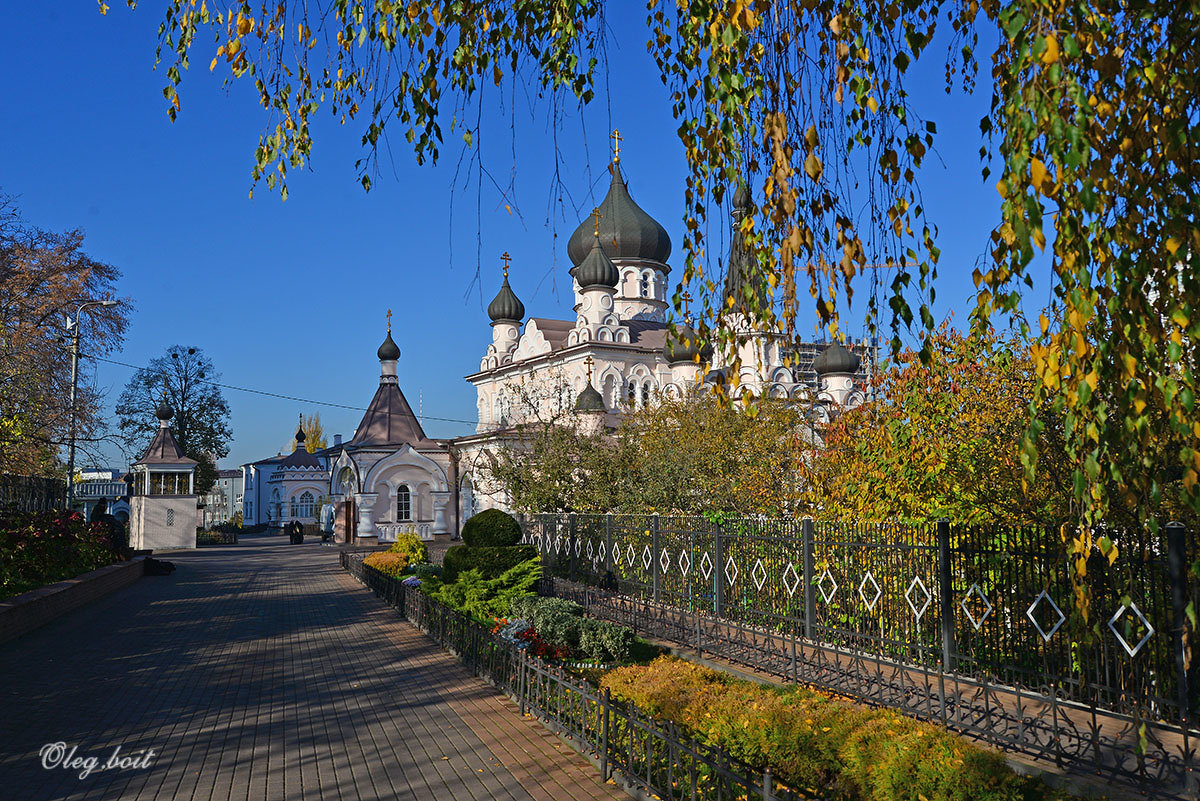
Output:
[{"xmin": 0, "ymin": 4, "xmax": 1025, "ymax": 471}]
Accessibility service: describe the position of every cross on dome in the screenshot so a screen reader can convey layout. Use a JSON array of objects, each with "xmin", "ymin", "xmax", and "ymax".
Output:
[
  {"xmin": 591, "ymin": 207, "xmax": 603, "ymax": 237},
  {"xmin": 611, "ymin": 129, "xmax": 622, "ymax": 164},
  {"xmin": 386, "ymin": 308, "xmax": 392, "ymax": 334},
  {"xmin": 501, "ymin": 251, "xmax": 512, "ymax": 278},
  {"xmin": 584, "ymin": 355, "xmax": 595, "ymax": 382}
]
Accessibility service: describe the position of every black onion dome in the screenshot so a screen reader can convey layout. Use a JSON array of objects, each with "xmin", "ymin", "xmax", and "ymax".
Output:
[
  {"xmin": 573, "ymin": 235, "xmax": 620, "ymax": 289},
  {"xmin": 377, "ymin": 331, "xmax": 401, "ymax": 361},
  {"xmin": 665, "ymin": 322, "xmax": 704, "ymax": 364},
  {"xmin": 487, "ymin": 276, "xmax": 526, "ymax": 322},
  {"xmin": 295, "ymin": 425, "xmax": 306, "ymax": 444},
  {"xmin": 155, "ymin": 400, "xmax": 174, "ymax": 422},
  {"xmin": 567, "ymin": 166, "xmax": 671, "ymax": 267},
  {"xmin": 813, "ymin": 342, "xmax": 861, "ymax": 376},
  {"xmin": 574, "ymin": 383, "xmax": 605, "ymax": 412}
]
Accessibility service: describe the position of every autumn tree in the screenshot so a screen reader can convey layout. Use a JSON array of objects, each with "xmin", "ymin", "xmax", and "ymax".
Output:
[
  {"xmin": 118, "ymin": 1, "xmax": 1200, "ymax": 530},
  {"xmin": 116, "ymin": 345, "xmax": 232, "ymax": 494},
  {"xmin": 0, "ymin": 194, "xmax": 129, "ymax": 476},
  {"xmin": 802, "ymin": 326, "xmax": 1078, "ymax": 525},
  {"xmin": 286, "ymin": 412, "xmax": 327, "ymax": 452}
]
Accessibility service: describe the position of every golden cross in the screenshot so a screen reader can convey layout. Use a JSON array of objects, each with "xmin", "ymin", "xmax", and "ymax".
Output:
[
  {"xmin": 611, "ymin": 129, "xmax": 622, "ymax": 163},
  {"xmin": 590, "ymin": 207, "xmax": 603, "ymax": 237},
  {"xmin": 584, "ymin": 355, "xmax": 594, "ymax": 382},
  {"xmin": 386, "ymin": 308, "xmax": 392, "ymax": 334},
  {"xmin": 500, "ymin": 251, "xmax": 512, "ymax": 278},
  {"xmin": 682, "ymin": 290, "xmax": 692, "ymax": 317}
]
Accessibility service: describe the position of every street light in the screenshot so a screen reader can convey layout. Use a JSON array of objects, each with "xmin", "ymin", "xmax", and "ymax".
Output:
[{"xmin": 66, "ymin": 299, "xmax": 118, "ymax": 509}]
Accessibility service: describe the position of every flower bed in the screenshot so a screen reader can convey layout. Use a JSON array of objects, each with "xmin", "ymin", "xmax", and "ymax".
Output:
[{"xmin": 1, "ymin": 510, "xmax": 125, "ymax": 600}]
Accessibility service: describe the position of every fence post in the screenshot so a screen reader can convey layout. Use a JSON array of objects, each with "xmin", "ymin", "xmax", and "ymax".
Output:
[
  {"xmin": 802, "ymin": 517, "xmax": 815, "ymax": 641},
  {"xmin": 605, "ymin": 512, "xmax": 615, "ymax": 590},
  {"xmin": 600, "ymin": 687, "xmax": 610, "ymax": 781},
  {"xmin": 651, "ymin": 514, "xmax": 661, "ymax": 603},
  {"xmin": 714, "ymin": 518, "xmax": 724, "ymax": 616},
  {"xmin": 937, "ymin": 518, "xmax": 956, "ymax": 671},
  {"xmin": 568, "ymin": 512, "xmax": 578, "ymax": 583},
  {"xmin": 762, "ymin": 767, "xmax": 774, "ymax": 801},
  {"xmin": 1167, "ymin": 522, "xmax": 1192, "ymax": 724}
]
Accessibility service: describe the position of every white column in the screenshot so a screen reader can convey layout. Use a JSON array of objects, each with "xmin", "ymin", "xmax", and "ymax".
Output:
[
  {"xmin": 431, "ymin": 491, "xmax": 451, "ymax": 536},
  {"xmin": 354, "ymin": 492, "xmax": 378, "ymax": 539}
]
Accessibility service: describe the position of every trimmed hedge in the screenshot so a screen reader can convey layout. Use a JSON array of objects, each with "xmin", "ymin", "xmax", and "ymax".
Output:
[
  {"xmin": 460, "ymin": 509, "xmax": 522, "ymax": 548},
  {"xmin": 363, "ymin": 551, "xmax": 410, "ymax": 578},
  {"xmin": 442, "ymin": 544, "xmax": 537, "ymax": 582},
  {"xmin": 602, "ymin": 657, "xmax": 1076, "ymax": 801}
]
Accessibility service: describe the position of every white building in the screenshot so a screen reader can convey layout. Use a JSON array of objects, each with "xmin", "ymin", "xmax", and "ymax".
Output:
[{"xmin": 453, "ymin": 148, "xmax": 873, "ymax": 514}]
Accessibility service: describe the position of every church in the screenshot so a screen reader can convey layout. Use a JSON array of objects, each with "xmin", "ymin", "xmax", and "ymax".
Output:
[
  {"xmin": 241, "ymin": 136, "xmax": 875, "ymax": 543},
  {"xmin": 452, "ymin": 137, "xmax": 875, "ymax": 518}
]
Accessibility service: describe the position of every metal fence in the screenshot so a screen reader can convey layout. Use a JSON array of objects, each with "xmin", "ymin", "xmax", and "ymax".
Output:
[
  {"xmin": 0, "ymin": 474, "xmax": 66, "ymax": 514},
  {"xmin": 340, "ymin": 552, "xmax": 804, "ymax": 801},
  {"xmin": 525, "ymin": 513, "xmax": 1198, "ymax": 797}
]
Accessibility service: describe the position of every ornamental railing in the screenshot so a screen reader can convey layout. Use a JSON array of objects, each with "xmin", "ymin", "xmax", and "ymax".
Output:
[
  {"xmin": 524, "ymin": 513, "xmax": 1198, "ymax": 798},
  {"xmin": 0, "ymin": 474, "xmax": 66, "ymax": 514},
  {"xmin": 340, "ymin": 552, "xmax": 802, "ymax": 801}
]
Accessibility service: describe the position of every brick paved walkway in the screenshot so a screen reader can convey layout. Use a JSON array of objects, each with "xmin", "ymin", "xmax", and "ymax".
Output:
[{"xmin": 0, "ymin": 534, "xmax": 623, "ymax": 801}]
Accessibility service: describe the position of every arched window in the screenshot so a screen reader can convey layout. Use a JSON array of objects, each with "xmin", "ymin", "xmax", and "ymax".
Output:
[
  {"xmin": 627, "ymin": 381, "xmax": 637, "ymax": 406},
  {"xmin": 640, "ymin": 273, "xmax": 650, "ymax": 298},
  {"xmin": 396, "ymin": 484, "xmax": 412, "ymax": 521},
  {"xmin": 641, "ymin": 381, "xmax": 652, "ymax": 407},
  {"xmin": 297, "ymin": 491, "xmax": 315, "ymax": 518}
]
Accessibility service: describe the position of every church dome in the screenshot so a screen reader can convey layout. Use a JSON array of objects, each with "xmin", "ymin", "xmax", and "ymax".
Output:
[
  {"xmin": 156, "ymin": 400, "xmax": 174, "ymax": 422},
  {"xmin": 567, "ymin": 166, "xmax": 671, "ymax": 267},
  {"xmin": 813, "ymin": 342, "xmax": 861, "ymax": 376},
  {"xmin": 664, "ymin": 322, "xmax": 710, "ymax": 365},
  {"xmin": 377, "ymin": 331, "xmax": 401, "ymax": 361},
  {"xmin": 574, "ymin": 383, "xmax": 605, "ymax": 412},
  {"xmin": 572, "ymin": 235, "xmax": 619, "ymax": 289},
  {"xmin": 487, "ymin": 276, "xmax": 526, "ymax": 322},
  {"xmin": 294, "ymin": 424, "xmax": 306, "ymax": 444}
]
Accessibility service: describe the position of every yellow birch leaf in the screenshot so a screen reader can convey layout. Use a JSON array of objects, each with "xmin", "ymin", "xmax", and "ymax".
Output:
[
  {"xmin": 1031, "ymin": 158, "xmax": 1048, "ymax": 193},
  {"xmin": 867, "ymin": 96, "xmax": 879, "ymax": 113},
  {"xmin": 996, "ymin": 180, "xmax": 1008, "ymax": 198},
  {"xmin": 1041, "ymin": 35, "xmax": 1059, "ymax": 65},
  {"xmin": 804, "ymin": 152, "xmax": 823, "ymax": 180},
  {"xmin": 1166, "ymin": 237, "xmax": 1180, "ymax": 255}
]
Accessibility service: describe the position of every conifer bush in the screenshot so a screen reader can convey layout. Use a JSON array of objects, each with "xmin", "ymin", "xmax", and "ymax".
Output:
[
  {"xmin": 363, "ymin": 551, "xmax": 409, "ymax": 578},
  {"xmin": 386, "ymin": 532, "xmax": 428, "ymax": 565}
]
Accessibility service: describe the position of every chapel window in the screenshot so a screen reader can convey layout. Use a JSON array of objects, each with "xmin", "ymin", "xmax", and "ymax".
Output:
[
  {"xmin": 297, "ymin": 491, "xmax": 315, "ymax": 518},
  {"xmin": 640, "ymin": 273, "xmax": 650, "ymax": 298},
  {"xmin": 397, "ymin": 484, "xmax": 412, "ymax": 521}
]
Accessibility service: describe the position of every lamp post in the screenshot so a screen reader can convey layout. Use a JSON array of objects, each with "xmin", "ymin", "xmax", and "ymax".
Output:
[{"xmin": 65, "ymin": 299, "xmax": 118, "ymax": 509}]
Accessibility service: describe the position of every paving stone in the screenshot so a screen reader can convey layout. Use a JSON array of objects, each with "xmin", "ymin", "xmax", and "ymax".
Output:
[{"xmin": 0, "ymin": 534, "xmax": 623, "ymax": 801}]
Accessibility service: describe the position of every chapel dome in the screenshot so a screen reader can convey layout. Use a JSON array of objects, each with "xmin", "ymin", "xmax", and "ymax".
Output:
[
  {"xmin": 294, "ymin": 424, "xmax": 306, "ymax": 444},
  {"xmin": 572, "ymin": 235, "xmax": 620, "ymax": 290},
  {"xmin": 813, "ymin": 342, "xmax": 861, "ymax": 376},
  {"xmin": 377, "ymin": 331, "xmax": 401, "ymax": 361},
  {"xmin": 487, "ymin": 276, "xmax": 526, "ymax": 322},
  {"xmin": 664, "ymin": 322, "xmax": 711, "ymax": 365},
  {"xmin": 156, "ymin": 400, "xmax": 174, "ymax": 422},
  {"xmin": 567, "ymin": 166, "xmax": 671, "ymax": 268},
  {"xmin": 574, "ymin": 383, "xmax": 605, "ymax": 412}
]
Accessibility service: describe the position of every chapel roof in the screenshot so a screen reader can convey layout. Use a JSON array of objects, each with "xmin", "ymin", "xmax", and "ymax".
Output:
[
  {"xmin": 813, "ymin": 342, "xmax": 862, "ymax": 375},
  {"xmin": 348, "ymin": 382, "xmax": 439, "ymax": 450},
  {"xmin": 488, "ymin": 275, "xmax": 526, "ymax": 322},
  {"xmin": 527, "ymin": 318, "xmax": 575, "ymax": 351},
  {"xmin": 278, "ymin": 443, "xmax": 323, "ymax": 469},
  {"xmin": 136, "ymin": 425, "xmax": 198, "ymax": 467}
]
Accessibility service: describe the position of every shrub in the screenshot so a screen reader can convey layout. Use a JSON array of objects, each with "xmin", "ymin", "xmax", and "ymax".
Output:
[
  {"xmin": 387, "ymin": 533, "xmax": 428, "ymax": 565},
  {"xmin": 0, "ymin": 510, "xmax": 123, "ymax": 600},
  {"xmin": 442, "ymin": 544, "xmax": 537, "ymax": 582},
  {"xmin": 578, "ymin": 618, "xmax": 635, "ymax": 663},
  {"xmin": 363, "ymin": 551, "xmax": 409, "ymax": 578},
  {"xmin": 600, "ymin": 657, "xmax": 1040, "ymax": 801},
  {"xmin": 410, "ymin": 563, "xmax": 442, "ymax": 579},
  {"xmin": 430, "ymin": 558, "xmax": 541, "ymax": 620},
  {"xmin": 460, "ymin": 509, "xmax": 522, "ymax": 548}
]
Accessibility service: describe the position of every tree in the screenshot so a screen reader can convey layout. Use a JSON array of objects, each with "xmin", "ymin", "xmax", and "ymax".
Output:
[
  {"xmin": 0, "ymin": 194, "xmax": 128, "ymax": 476},
  {"xmin": 285, "ymin": 412, "xmax": 327, "ymax": 452},
  {"xmin": 117, "ymin": 1, "xmax": 1200, "ymax": 529},
  {"xmin": 116, "ymin": 345, "xmax": 232, "ymax": 494},
  {"xmin": 801, "ymin": 326, "xmax": 1077, "ymax": 525}
]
